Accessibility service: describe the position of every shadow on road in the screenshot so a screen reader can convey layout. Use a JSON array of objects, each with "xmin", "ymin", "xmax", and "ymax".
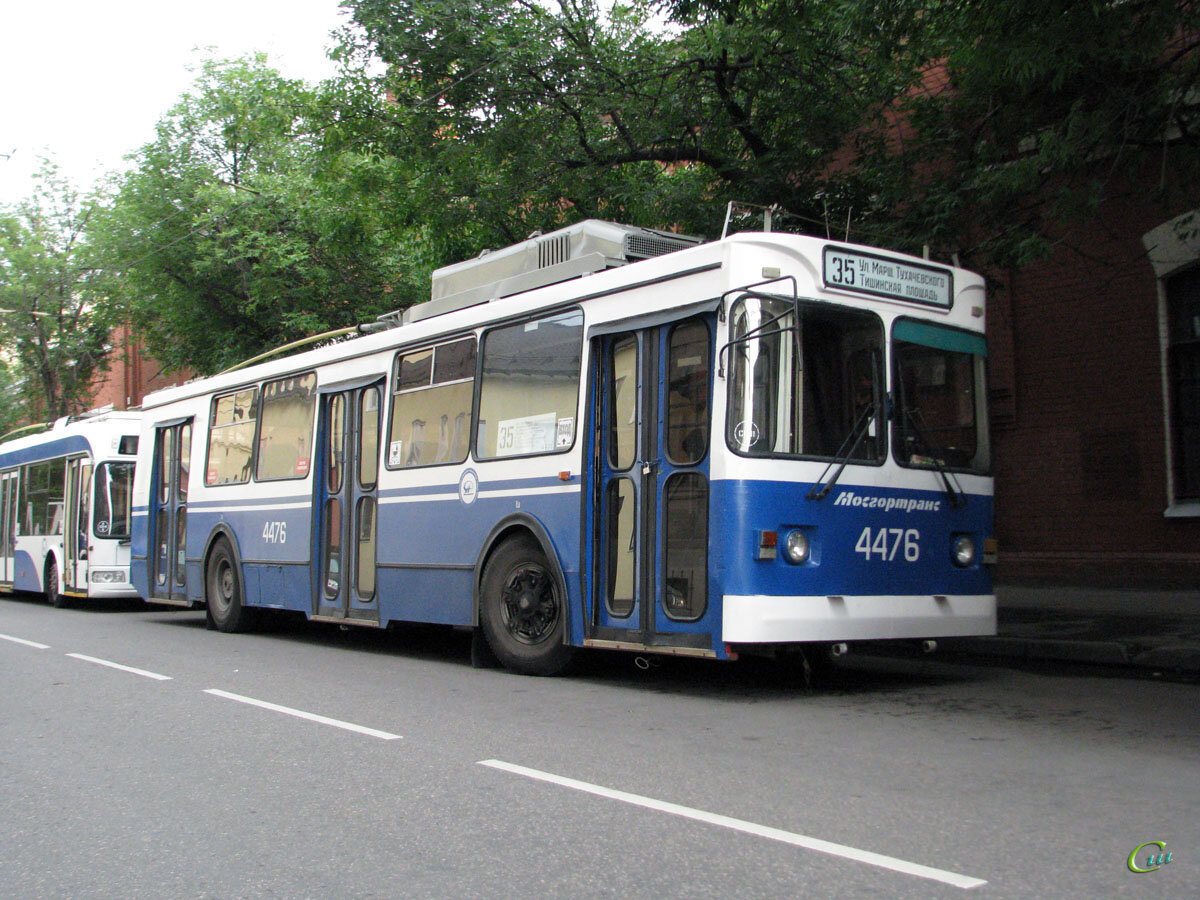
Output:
[
  {"xmin": 5, "ymin": 590, "xmax": 997, "ymax": 698},
  {"xmin": 137, "ymin": 602, "xmax": 992, "ymax": 698}
]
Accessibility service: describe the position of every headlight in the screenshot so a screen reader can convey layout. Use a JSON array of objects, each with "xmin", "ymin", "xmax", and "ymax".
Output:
[
  {"xmin": 90, "ymin": 569, "xmax": 128, "ymax": 584},
  {"xmin": 951, "ymin": 535, "xmax": 976, "ymax": 568},
  {"xmin": 784, "ymin": 530, "xmax": 810, "ymax": 564}
]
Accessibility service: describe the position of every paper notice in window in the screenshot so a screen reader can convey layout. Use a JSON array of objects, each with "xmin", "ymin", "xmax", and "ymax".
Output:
[
  {"xmin": 496, "ymin": 412, "xmax": 557, "ymax": 456},
  {"xmin": 556, "ymin": 417, "xmax": 574, "ymax": 448}
]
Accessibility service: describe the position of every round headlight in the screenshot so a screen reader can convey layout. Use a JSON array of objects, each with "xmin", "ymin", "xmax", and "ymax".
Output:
[
  {"xmin": 784, "ymin": 530, "xmax": 810, "ymax": 564},
  {"xmin": 952, "ymin": 535, "xmax": 976, "ymax": 568}
]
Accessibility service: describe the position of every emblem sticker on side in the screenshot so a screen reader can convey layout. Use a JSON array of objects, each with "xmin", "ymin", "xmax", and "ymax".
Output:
[{"xmin": 459, "ymin": 469, "xmax": 479, "ymax": 505}]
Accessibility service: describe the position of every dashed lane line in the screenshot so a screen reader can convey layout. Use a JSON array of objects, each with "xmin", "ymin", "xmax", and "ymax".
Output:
[
  {"xmin": 0, "ymin": 632, "xmax": 50, "ymax": 649},
  {"xmin": 478, "ymin": 759, "xmax": 987, "ymax": 890},
  {"xmin": 204, "ymin": 688, "xmax": 402, "ymax": 741},
  {"xmin": 66, "ymin": 653, "xmax": 173, "ymax": 681}
]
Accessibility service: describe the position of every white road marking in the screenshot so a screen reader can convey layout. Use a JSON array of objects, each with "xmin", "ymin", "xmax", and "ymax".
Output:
[
  {"xmin": 478, "ymin": 759, "xmax": 987, "ymax": 890},
  {"xmin": 0, "ymin": 632, "xmax": 50, "ymax": 649},
  {"xmin": 203, "ymin": 689, "xmax": 402, "ymax": 741},
  {"xmin": 66, "ymin": 653, "xmax": 173, "ymax": 681}
]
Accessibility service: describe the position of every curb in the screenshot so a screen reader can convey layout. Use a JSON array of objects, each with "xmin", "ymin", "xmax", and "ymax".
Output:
[
  {"xmin": 951, "ymin": 636, "xmax": 1130, "ymax": 666},
  {"xmin": 942, "ymin": 635, "xmax": 1200, "ymax": 679}
]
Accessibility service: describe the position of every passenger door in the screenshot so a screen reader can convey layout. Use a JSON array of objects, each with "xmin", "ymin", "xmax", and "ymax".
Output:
[
  {"xmin": 150, "ymin": 421, "xmax": 192, "ymax": 604},
  {"xmin": 0, "ymin": 470, "xmax": 17, "ymax": 586},
  {"xmin": 63, "ymin": 457, "xmax": 92, "ymax": 595},
  {"xmin": 591, "ymin": 317, "xmax": 713, "ymax": 651},
  {"xmin": 313, "ymin": 380, "xmax": 383, "ymax": 624}
]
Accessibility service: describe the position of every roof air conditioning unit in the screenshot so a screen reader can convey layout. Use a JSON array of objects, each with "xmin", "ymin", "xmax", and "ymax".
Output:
[{"xmin": 403, "ymin": 220, "xmax": 704, "ymax": 324}]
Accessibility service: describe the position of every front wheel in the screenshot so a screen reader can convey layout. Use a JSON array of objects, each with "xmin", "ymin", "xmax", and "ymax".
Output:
[
  {"xmin": 45, "ymin": 562, "xmax": 69, "ymax": 609},
  {"xmin": 480, "ymin": 536, "xmax": 574, "ymax": 676},
  {"xmin": 205, "ymin": 539, "xmax": 253, "ymax": 632}
]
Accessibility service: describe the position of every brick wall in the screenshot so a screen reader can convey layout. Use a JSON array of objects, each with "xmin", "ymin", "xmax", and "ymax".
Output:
[
  {"xmin": 88, "ymin": 325, "xmax": 194, "ymax": 412},
  {"xmin": 990, "ymin": 187, "xmax": 1200, "ymax": 588}
]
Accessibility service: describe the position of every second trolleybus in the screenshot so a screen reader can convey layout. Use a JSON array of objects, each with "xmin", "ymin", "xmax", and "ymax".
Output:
[
  {"xmin": 130, "ymin": 219, "xmax": 995, "ymax": 674},
  {"xmin": 0, "ymin": 409, "xmax": 141, "ymax": 607}
]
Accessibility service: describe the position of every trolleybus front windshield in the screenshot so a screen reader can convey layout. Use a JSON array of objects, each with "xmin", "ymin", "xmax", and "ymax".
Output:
[
  {"xmin": 892, "ymin": 319, "xmax": 989, "ymax": 474},
  {"xmin": 93, "ymin": 461, "xmax": 134, "ymax": 540},
  {"xmin": 727, "ymin": 295, "xmax": 884, "ymax": 461}
]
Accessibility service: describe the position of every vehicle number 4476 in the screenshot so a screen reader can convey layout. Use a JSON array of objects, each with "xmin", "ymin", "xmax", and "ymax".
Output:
[
  {"xmin": 854, "ymin": 527, "xmax": 919, "ymax": 562},
  {"xmin": 262, "ymin": 521, "xmax": 287, "ymax": 544}
]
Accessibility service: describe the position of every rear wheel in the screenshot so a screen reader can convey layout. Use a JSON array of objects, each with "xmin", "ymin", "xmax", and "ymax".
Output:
[
  {"xmin": 480, "ymin": 536, "xmax": 574, "ymax": 676},
  {"xmin": 45, "ymin": 561, "xmax": 68, "ymax": 609},
  {"xmin": 206, "ymin": 539, "xmax": 253, "ymax": 632}
]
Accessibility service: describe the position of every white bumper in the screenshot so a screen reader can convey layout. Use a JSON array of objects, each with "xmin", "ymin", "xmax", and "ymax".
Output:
[
  {"xmin": 722, "ymin": 594, "xmax": 996, "ymax": 643},
  {"xmin": 86, "ymin": 581, "xmax": 142, "ymax": 600}
]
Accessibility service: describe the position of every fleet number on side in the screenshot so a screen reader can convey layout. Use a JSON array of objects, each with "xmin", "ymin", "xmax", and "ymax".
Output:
[
  {"xmin": 262, "ymin": 521, "xmax": 288, "ymax": 544},
  {"xmin": 854, "ymin": 527, "xmax": 919, "ymax": 562}
]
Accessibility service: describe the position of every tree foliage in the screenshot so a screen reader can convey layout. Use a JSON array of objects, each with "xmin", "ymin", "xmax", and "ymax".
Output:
[
  {"xmin": 93, "ymin": 57, "xmax": 420, "ymax": 375},
  {"xmin": 0, "ymin": 162, "xmax": 111, "ymax": 424},
  {"xmin": 895, "ymin": 0, "xmax": 1200, "ymax": 266},
  {"xmin": 5, "ymin": 2, "xmax": 1196, "ymax": 385},
  {"xmin": 342, "ymin": 0, "xmax": 1199, "ymax": 267},
  {"xmin": 342, "ymin": 0, "xmax": 939, "ymax": 241}
]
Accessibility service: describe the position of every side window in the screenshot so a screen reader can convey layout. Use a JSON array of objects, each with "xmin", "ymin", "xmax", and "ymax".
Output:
[
  {"xmin": 256, "ymin": 373, "xmax": 317, "ymax": 481},
  {"xmin": 178, "ymin": 423, "xmax": 191, "ymax": 502},
  {"xmin": 666, "ymin": 319, "xmax": 711, "ymax": 466},
  {"xmin": 21, "ymin": 462, "xmax": 65, "ymax": 536},
  {"xmin": 206, "ymin": 387, "xmax": 258, "ymax": 485},
  {"xmin": 477, "ymin": 311, "xmax": 583, "ymax": 459},
  {"xmin": 388, "ymin": 337, "xmax": 476, "ymax": 468}
]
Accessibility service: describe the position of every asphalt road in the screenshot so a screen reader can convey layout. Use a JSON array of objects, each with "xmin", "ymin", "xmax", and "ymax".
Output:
[{"xmin": 1, "ymin": 593, "xmax": 1196, "ymax": 900}]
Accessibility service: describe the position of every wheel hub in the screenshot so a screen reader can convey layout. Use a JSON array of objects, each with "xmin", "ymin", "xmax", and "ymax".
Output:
[{"xmin": 501, "ymin": 565, "xmax": 558, "ymax": 645}]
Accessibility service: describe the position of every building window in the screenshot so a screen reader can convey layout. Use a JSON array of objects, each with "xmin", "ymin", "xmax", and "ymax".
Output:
[{"xmin": 1167, "ymin": 266, "xmax": 1200, "ymax": 502}]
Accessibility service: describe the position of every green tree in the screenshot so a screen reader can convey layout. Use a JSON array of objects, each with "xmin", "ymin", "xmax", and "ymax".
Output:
[
  {"xmin": 95, "ymin": 56, "xmax": 420, "ymax": 375},
  {"xmin": 890, "ymin": 0, "xmax": 1200, "ymax": 267},
  {"xmin": 342, "ymin": 0, "xmax": 930, "ymax": 242},
  {"xmin": 341, "ymin": 0, "xmax": 1199, "ymax": 269},
  {"xmin": 0, "ymin": 162, "xmax": 111, "ymax": 424}
]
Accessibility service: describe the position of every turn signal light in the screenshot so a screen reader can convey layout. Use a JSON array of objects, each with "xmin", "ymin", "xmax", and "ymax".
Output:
[{"xmin": 757, "ymin": 530, "xmax": 778, "ymax": 560}]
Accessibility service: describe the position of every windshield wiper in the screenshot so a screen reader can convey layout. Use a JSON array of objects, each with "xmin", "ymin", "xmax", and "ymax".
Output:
[
  {"xmin": 807, "ymin": 399, "xmax": 880, "ymax": 501},
  {"xmin": 899, "ymin": 409, "xmax": 967, "ymax": 508}
]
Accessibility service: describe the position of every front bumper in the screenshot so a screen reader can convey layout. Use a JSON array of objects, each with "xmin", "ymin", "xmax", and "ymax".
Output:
[{"xmin": 722, "ymin": 593, "xmax": 996, "ymax": 643}]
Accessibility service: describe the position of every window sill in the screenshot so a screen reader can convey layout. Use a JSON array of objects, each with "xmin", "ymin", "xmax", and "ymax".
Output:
[{"xmin": 1164, "ymin": 502, "xmax": 1200, "ymax": 519}]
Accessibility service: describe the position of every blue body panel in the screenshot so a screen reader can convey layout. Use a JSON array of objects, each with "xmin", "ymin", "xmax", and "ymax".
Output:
[
  {"xmin": 130, "ymin": 509, "xmax": 150, "ymax": 599},
  {"xmin": 14, "ymin": 550, "xmax": 40, "ymax": 592},
  {"xmin": 0, "ymin": 435, "xmax": 91, "ymax": 469},
  {"xmin": 710, "ymin": 479, "xmax": 992, "ymax": 598},
  {"xmin": 132, "ymin": 473, "xmax": 990, "ymax": 646},
  {"xmin": 133, "ymin": 474, "xmax": 583, "ymax": 631},
  {"xmin": 374, "ymin": 477, "xmax": 582, "ymax": 631}
]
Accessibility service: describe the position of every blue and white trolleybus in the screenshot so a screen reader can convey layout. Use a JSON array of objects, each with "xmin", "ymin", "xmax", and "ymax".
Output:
[
  {"xmin": 131, "ymin": 220, "xmax": 995, "ymax": 673},
  {"xmin": 0, "ymin": 409, "xmax": 141, "ymax": 606}
]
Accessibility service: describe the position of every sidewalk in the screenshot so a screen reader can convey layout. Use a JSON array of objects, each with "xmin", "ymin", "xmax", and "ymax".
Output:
[{"xmin": 940, "ymin": 585, "xmax": 1200, "ymax": 680}]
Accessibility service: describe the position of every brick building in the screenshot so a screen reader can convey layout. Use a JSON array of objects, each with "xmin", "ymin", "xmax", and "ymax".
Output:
[
  {"xmin": 88, "ymin": 325, "xmax": 193, "ymax": 412},
  {"xmin": 988, "ymin": 188, "xmax": 1199, "ymax": 588}
]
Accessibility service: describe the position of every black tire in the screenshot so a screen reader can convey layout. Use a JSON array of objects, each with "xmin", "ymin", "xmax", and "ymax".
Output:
[
  {"xmin": 479, "ymin": 536, "xmax": 574, "ymax": 676},
  {"xmin": 205, "ymin": 539, "xmax": 253, "ymax": 632},
  {"xmin": 45, "ymin": 561, "xmax": 69, "ymax": 609}
]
